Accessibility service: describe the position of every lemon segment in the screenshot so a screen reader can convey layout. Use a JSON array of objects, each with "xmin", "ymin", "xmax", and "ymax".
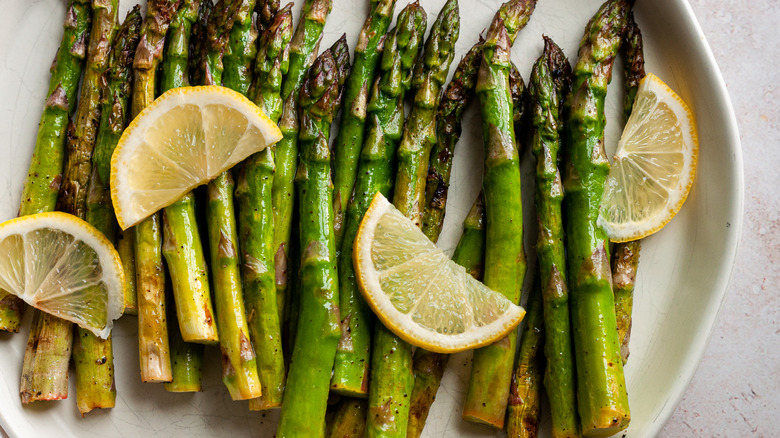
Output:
[
  {"xmin": 110, "ymin": 86, "xmax": 283, "ymax": 229},
  {"xmin": 353, "ymin": 193, "xmax": 525, "ymax": 353},
  {"xmin": 599, "ymin": 73, "xmax": 698, "ymax": 242},
  {"xmin": 0, "ymin": 212, "xmax": 125, "ymax": 338}
]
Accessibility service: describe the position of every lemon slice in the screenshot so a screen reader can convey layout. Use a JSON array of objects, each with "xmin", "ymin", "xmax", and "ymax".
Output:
[
  {"xmin": 0, "ymin": 212, "xmax": 125, "ymax": 338},
  {"xmin": 598, "ymin": 73, "xmax": 699, "ymax": 242},
  {"xmin": 353, "ymin": 193, "xmax": 525, "ymax": 353},
  {"xmin": 110, "ymin": 86, "xmax": 283, "ymax": 229}
]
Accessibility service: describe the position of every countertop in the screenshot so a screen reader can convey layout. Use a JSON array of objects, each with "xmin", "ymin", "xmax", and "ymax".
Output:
[
  {"xmin": 662, "ymin": 0, "xmax": 780, "ymax": 436},
  {"xmin": 1, "ymin": 0, "xmax": 777, "ymax": 437}
]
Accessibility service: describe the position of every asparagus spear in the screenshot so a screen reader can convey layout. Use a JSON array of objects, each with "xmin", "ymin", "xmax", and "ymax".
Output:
[
  {"xmin": 132, "ymin": 0, "xmax": 182, "ymax": 383},
  {"xmin": 330, "ymin": 0, "xmax": 397, "ymax": 248},
  {"xmin": 72, "ymin": 0, "xmax": 125, "ymax": 414},
  {"xmin": 613, "ymin": 10, "xmax": 644, "ymax": 365},
  {"xmin": 392, "ymin": 0, "xmax": 459, "ymax": 229},
  {"xmin": 419, "ymin": 42, "xmax": 480, "ymax": 242},
  {"xmin": 612, "ymin": 240, "xmax": 639, "ymax": 365},
  {"xmin": 507, "ymin": 277, "xmax": 545, "ymax": 438},
  {"xmin": 462, "ymin": 0, "xmax": 536, "ymax": 428},
  {"xmin": 524, "ymin": 36, "xmax": 580, "ymax": 437},
  {"xmin": 117, "ymin": 230, "xmax": 138, "ymax": 314},
  {"xmin": 272, "ymin": 0, "xmax": 332, "ymax": 326},
  {"xmin": 326, "ymin": 398, "xmax": 369, "ymax": 438},
  {"xmin": 157, "ymin": 0, "xmax": 208, "ymax": 392},
  {"xmin": 331, "ymin": 1, "xmax": 426, "ymax": 399},
  {"xmin": 277, "ymin": 36, "xmax": 350, "ymax": 437},
  {"xmin": 371, "ymin": 3, "xmax": 463, "ymax": 436},
  {"xmin": 255, "ymin": 0, "xmax": 280, "ymax": 33},
  {"xmin": 408, "ymin": 194, "xmax": 486, "ymax": 438},
  {"xmin": 237, "ymin": 3, "xmax": 292, "ymax": 411},
  {"xmin": 0, "ymin": 0, "xmax": 92, "ymax": 334},
  {"xmin": 21, "ymin": 0, "xmax": 118, "ymax": 406},
  {"xmin": 196, "ymin": 0, "xmax": 264, "ymax": 400},
  {"xmin": 250, "ymin": 3, "xmax": 293, "ymax": 124},
  {"xmin": 223, "ymin": 0, "xmax": 258, "ymax": 96},
  {"xmin": 621, "ymin": 10, "xmax": 644, "ymax": 123},
  {"xmin": 563, "ymin": 1, "xmax": 631, "ymax": 435}
]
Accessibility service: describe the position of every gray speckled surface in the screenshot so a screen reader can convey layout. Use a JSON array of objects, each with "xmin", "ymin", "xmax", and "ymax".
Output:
[{"xmin": 662, "ymin": 0, "xmax": 780, "ymax": 436}]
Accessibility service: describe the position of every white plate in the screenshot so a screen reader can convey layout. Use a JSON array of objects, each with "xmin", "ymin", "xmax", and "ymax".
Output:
[{"xmin": 0, "ymin": 0, "xmax": 742, "ymax": 437}]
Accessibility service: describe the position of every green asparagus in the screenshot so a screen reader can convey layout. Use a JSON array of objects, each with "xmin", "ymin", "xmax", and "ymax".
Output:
[
  {"xmin": 420, "ymin": 42, "xmax": 481, "ymax": 242},
  {"xmin": 0, "ymin": 0, "xmax": 92, "ymax": 334},
  {"xmin": 331, "ymin": 1, "xmax": 426, "ymax": 399},
  {"xmin": 392, "ymin": 0, "xmax": 459, "ymax": 229},
  {"xmin": 223, "ymin": 0, "xmax": 258, "ymax": 96},
  {"xmin": 132, "ymin": 0, "xmax": 182, "ymax": 383},
  {"xmin": 612, "ymin": 10, "xmax": 645, "ymax": 365},
  {"xmin": 277, "ymin": 36, "xmax": 350, "ymax": 437},
  {"xmin": 330, "ymin": 0, "xmax": 397, "ymax": 249},
  {"xmin": 370, "ymin": 1, "xmax": 463, "ymax": 435},
  {"xmin": 526, "ymin": 36, "xmax": 579, "ymax": 437},
  {"xmin": 22, "ymin": 0, "xmax": 118, "ymax": 407},
  {"xmin": 507, "ymin": 277, "xmax": 545, "ymax": 438},
  {"xmin": 408, "ymin": 194, "xmax": 486, "ymax": 438},
  {"xmin": 563, "ymin": 1, "xmax": 631, "ymax": 435},
  {"xmin": 255, "ymin": 0, "xmax": 280, "ymax": 33},
  {"xmin": 462, "ymin": 0, "xmax": 536, "ymax": 428},
  {"xmin": 238, "ymin": 3, "xmax": 292, "ymax": 411},
  {"xmin": 196, "ymin": 0, "xmax": 264, "ymax": 400},
  {"xmin": 73, "ymin": 0, "xmax": 124, "ymax": 414},
  {"xmin": 272, "ymin": 0, "xmax": 331, "ymax": 327},
  {"xmin": 326, "ymin": 398, "xmax": 369, "ymax": 438},
  {"xmin": 159, "ymin": 0, "xmax": 208, "ymax": 392},
  {"xmin": 117, "ymin": 229, "xmax": 138, "ymax": 314}
]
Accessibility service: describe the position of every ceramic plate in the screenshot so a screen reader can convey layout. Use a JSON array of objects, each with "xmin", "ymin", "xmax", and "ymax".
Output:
[{"xmin": 0, "ymin": 0, "xmax": 742, "ymax": 436}]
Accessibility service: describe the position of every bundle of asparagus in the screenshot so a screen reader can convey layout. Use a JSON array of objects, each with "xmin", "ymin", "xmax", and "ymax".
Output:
[{"xmin": 1, "ymin": 1, "xmax": 653, "ymax": 437}]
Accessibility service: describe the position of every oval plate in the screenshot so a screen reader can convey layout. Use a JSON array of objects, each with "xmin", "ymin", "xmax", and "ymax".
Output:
[{"xmin": 0, "ymin": 0, "xmax": 742, "ymax": 437}]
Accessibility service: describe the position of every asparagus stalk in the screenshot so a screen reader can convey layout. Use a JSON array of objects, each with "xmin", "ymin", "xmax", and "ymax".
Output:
[
  {"xmin": 205, "ymin": 172, "xmax": 263, "ymax": 399},
  {"xmin": 392, "ymin": 0, "xmax": 459, "ymax": 229},
  {"xmin": 237, "ymin": 4, "xmax": 292, "ymax": 411},
  {"xmin": 164, "ymin": 290, "xmax": 204, "ymax": 392},
  {"xmin": 132, "ymin": 0, "xmax": 182, "ymax": 383},
  {"xmin": 563, "ymin": 1, "xmax": 631, "ymax": 435},
  {"xmin": 326, "ymin": 398, "xmax": 369, "ymax": 438},
  {"xmin": 157, "ymin": 0, "xmax": 220, "ymax": 347},
  {"xmin": 196, "ymin": 0, "xmax": 263, "ymax": 400},
  {"xmin": 93, "ymin": 7, "xmax": 140, "ymax": 315},
  {"xmin": 507, "ymin": 277, "xmax": 545, "ymax": 438},
  {"xmin": 250, "ymin": 3, "xmax": 293, "ymax": 123},
  {"xmin": 157, "ymin": 0, "xmax": 208, "ymax": 392},
  {"xmin": 462, "ymin": 0, "xmax": 536, "ymax": 428},
  {"xmin": 0, "ymin": 0, "xmax": 92, "ymax": 333},
  {"xmin": 277, "ymin": 36, "xmax": 350, "ymax": 437},
  {"xmin": 621, "ymin": 10, "xmax": 644, "ymax": 123},
  {"xmin": 420, "ymin": 42, "xmax": 481, "ymax": 242},
  {"xmin": 612, "ymin": 240, "xmax": 639, "ymax": 365},
  {"xmin": 331, "ymin": 1, "xmax": 426, "ymax": 398},
  {"xmin": 408, "ymin": 194, "xmax": 486, "ymax": 438},
  {"xmin": 223, "ymin": 0, "xmax": 258, "ymax": 96},
  {"xmin": 117, "ymin": 230, "xmax": 138, "ymax": 314},
  {"xmin": 255, "ymin": 0, "xmax": 280, "ymax": 33},
  {"xmin": 330, "ymin": 0, "xmax": 397, "ymax": 248},
  {"xmin": 272, "ymin": 0, "xmax": 331, "ymax": 326},
  {"xmin": 19, "ymin": 312, "xmax": 73, "ymax": 403},
  {"xmin": 22, "ymin": 0, "xmax": 118, "ymax": 406},
  {"xmin": 612, "ymin": 10, "xmax": 644, "ymax": 365},
  {"xmin": 73, "ymin": 0, "xmax": 127, "ymax": 415},
  {"xmin": 371, "ymin": 3, "xmax": 463, "ymax": 436},
  {"xmin": 524, "ymin": 36, "xmax": 580, "ymax": 437}
]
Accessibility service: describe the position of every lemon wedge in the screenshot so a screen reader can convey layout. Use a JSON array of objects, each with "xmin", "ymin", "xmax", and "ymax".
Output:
[
  {"xmin": 0, "ymin": 212, "xmax": 125, "ymax": 338},
  {"xmin": 110, "ymin": 86, "xmax": 283, "ymax": 229},
  {"xmin": 353, "ymin": 193, "xmax": 525, "ymax": 353},
  {"xmin": 599, "ymin": 73, "xmax": 699, "ymax": 242}
]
